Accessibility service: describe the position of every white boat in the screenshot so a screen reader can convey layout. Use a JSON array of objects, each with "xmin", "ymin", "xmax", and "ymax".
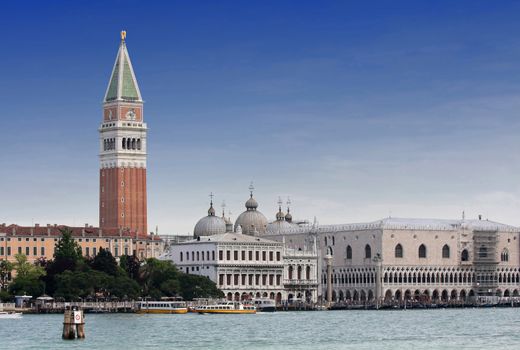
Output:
[
  {"xmin": 0, "ymin": 311, "xmax": 23, "ymax": 319},
  {"xmin": 253, "ymin": 298, "xmax": 277, "ymax": 312},
  {"xmin": 136, "ymin": 301, "xmax": 188, "ymax": 314},
  {"xmin": 194, "ymin": 301, "xmax": 256, "ymax": 314}
]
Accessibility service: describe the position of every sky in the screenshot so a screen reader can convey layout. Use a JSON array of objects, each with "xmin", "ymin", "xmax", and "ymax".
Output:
[{"xmin": 2, "ymin": 0, "xmax": 520, "ymax": 235}]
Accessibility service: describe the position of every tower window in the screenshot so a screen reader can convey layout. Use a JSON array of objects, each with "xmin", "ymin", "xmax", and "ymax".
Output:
[
  {"xmin": 418, "ymin": 244, "xmax": 427, "ymax": 258},
  {"xmin": 122, "ymin": 138, "xmax": 126, "ymax": 149}
]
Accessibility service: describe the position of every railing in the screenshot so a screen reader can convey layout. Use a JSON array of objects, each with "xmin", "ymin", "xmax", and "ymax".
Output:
[{"xmin": 283, "ymin": 279, "xmax": 319, "ymax": 286}]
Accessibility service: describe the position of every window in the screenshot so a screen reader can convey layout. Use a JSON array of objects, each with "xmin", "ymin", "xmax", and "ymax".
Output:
[
  {"xmin": 219, "ymin": 274, "xmax": 224, "ymax": 285},
  {"xmin": 219, "ymin": 250, "xmax": 223, "ymax": 260},
  {"xmin": 0, "ymin": 247, "xmax": 4, "ymax": 255},
  {"xmin": 365, "ymin": 244, "xmax": 372, "ymax": 259},
  {"xmin": 255, "ymin": 251, "xmax": 259, "ymax": 260},
  {"xmin": 346, "ymin": 245, "xmax": 352, "ymax": 260},
  {"xmin": 226, "ymin": 250, "xmax": 231, "ymax": 260},
  {"xmin": 7, "ymin": 247, "xmax": 11, "ymax": 256},
  {"xmin": 501, "ymin": 249, "xmax": 509, "ymax": 262},
  {"xmin": 212, "ymin": 251, "xmax": 215, "ymax": 260},
  {"xmin": 234, "ymin": 251, "xmax": 238, "ymax": 260},
  {"xmin": 288, "ymin": 266, "xmax": 293, "ymax": 280},
  {"xmin": 262, "ymin": 251, "xmax": 266, "ymax": 261},
  {"xmin": 276, "ymin": 275, "xmax": 281, "ymax": 285},
  {"xmin": 249, "ymin": 251, "xmax": 253, "ymax": 260},
  {"xmin": 41, "ymin": 247, "xmax": 45, "ymax": 256},
  {"xmin": 306, "ymin": 266, "xmax": 311, "ymax": 280},
  {"xmin": 479, "ymin": 246, "xmax": 487, "ymax": 258},
  {"xmin": 241, "ymin": 251, "xmax": 245, "ymax": 260},
  {"xmin": 395, "ymin": 244, "xmax": 403, "ymax": 258},
  {"xmin": 461, "ymin": 249, "xmax": 469, "ymax": 262},
  {"xmin": 85, "ymin": 247, "xmax": 90, "ymax": 256},
  {"xmin": 442, "ymin": 244, "xmax": 450, "ymax": 259},
  {"xmin": 114, "ymin": 247, "xmax": 118, "ymax": 257},
  {"xmin": 18, "ymin": 247, "xmax": 22, "ymax": 255},
  {"xmin": 418, "ymin": 244, "xmax": 427, "ymax": 258},
  {"xmin": 93, "ymin": 247, "xmax": 97, "ymax": 256},
  {"xmin": 269, "ymin": 251, "xmax": 273, "ymax": 261},
  {"xmin": 33, "ymin": 247, "xmax": 37, "ymax": 256},
  {"xmin": 276, "ymin": 251, "xmax": 281, "ymax": 261},
  {"xmin": 197, "ymin": 251, "xmax": 200, "ymax": 261}
]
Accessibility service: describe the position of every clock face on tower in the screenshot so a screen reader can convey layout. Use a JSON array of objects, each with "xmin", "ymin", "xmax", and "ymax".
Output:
[{"xmin": 126, "ymin": 109, "xmax": 136, "ymax": 120}]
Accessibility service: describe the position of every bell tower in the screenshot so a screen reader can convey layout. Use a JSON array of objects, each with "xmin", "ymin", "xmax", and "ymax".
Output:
[{"xmin": 99, "ymin": 31, "xmax": 148, "ymax": 236}]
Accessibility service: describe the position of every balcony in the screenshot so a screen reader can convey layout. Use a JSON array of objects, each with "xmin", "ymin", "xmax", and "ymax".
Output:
[{"xmin": 283, "ymin": 279, "xmax": 318, "ymax": 287}]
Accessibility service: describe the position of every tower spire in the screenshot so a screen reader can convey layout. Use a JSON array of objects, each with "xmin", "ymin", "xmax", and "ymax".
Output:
[{"xmin": 104, "ymin": 30, "xmax": 142, "ymax": 103}]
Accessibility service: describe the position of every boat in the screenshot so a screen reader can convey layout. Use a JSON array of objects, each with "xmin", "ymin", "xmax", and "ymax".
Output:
[
  {"xmin": 253, "ymin": 298, "xmax": 276, "ymax": 312},
  {"xmin": 194, "ymin": 301, "xmax": 256, "ymax": 314},
  {"xmin": 0, "ymin": 311, "xmax": 23, "ymax": 319},
  {"xmin": 136, "ymin": 301, "xmax": 188, "ymax": 314}
]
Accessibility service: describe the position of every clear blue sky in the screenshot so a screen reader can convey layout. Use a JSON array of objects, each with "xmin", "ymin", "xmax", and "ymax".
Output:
[{"xmin": 2, "ymin": 0, "xmax": 520, "ymax": 234}]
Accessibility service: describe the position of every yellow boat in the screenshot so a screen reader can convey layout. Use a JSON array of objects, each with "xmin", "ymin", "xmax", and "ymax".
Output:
[
  {"xmin": 136, "ymin": 301, "xmax": 188, "ymax": 314},
  {"xmin": 194, "ymin": 301, "xmax": 256, "ymax": 314}
]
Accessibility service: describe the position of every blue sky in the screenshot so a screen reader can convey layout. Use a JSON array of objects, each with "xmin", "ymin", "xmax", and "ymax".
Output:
[{"xmin": 2, "ymin": 1, "xmax": 520, "ymax": 234}]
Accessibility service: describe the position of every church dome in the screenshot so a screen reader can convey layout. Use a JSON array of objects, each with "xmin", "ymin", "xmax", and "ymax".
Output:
[
  {"xmin": 194, "ymin": 202, "xmax": 226, "ymax": 237},
  {"xmin": 234, "ymin": 193, "xmax": 267, "ymax": 236},
  {"xmin": 285, "ymin": 211, "xmax": 293, "ymax": 222},
  {"xmin": 266, "ymin": 220, "xmax": 294, "ymax": 234}
]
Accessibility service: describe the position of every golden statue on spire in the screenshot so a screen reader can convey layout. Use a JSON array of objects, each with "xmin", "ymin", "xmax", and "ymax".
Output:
[{"xmin": 121, "ymin": 30, "xmax": 127, "ymax": 41}]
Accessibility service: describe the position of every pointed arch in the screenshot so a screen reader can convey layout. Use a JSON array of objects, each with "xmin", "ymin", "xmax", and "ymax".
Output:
[
  {"xmin": 461, "ymin": 249, "xmax": 469, "ymax": 262},
  {"xmin": 418, "ymin": 244, "xmax": 427, "ymax": 258},
  {"xmin": 442, "ymin": 244, "xmax": 450, "ymax": 259},
  {"xmin": 395, "ymin": 243, "xmax": 403, "ymax": 258},
  {"xmin": 346, "ymin": 245, "xmax": 352, "ymax": 260},
  {"xmin": 365, "ymin": 244, "xmax": 372, "ymax": 259},
  {"xmin": 501, "ymin": 248, "xmax": 509, "ymax": 262}
]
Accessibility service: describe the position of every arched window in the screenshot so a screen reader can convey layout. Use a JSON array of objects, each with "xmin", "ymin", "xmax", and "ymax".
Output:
[
  {"xmin": 297, "ymin": 266, "xmax": 302, "ymax": 280},
  {"xmin": 501, "ymin": 249, "xmax": 509, "ymax": 262},
  {"xmin": 137, "ymin": 139, "xmax": 141, "ymax": 150},
  {"xmin": 365, "ymin": 244, "xmax": 372, "ymax": 259},
  {"xmin": 461, "ymin": 249, "xmax": 469, "ymax": 262},
  {"xmin": 442, "ymin": 244, "xmax": 450, "ymax": 259},
  {"xmin": 132, "ymin": 138, "xmax": 136, "ymax": 150},
  {"xmin": 395, "ymin": 244, "xmax": 403, "ymax": 258},
  {"xmin": 346, "ymin": 245, "xmax": 352, "ymax": 260},
  {"xmin": 418, "ymin": 244, "xmax": 427, "ymax": 258},
  {"xmin": 324, "ymin": 237, "xmax": 327, "ymax": 246},
  {"xmin": 122, "ymin": 138, "xmax": 126, "ymax": 149},
  {"xmin": 479, "ymin": 246, "xmax": 487, "ymax": 258},
  {"xmin": 327, "ymin": 246, "xmax": 333, "ymax": 256},
  {"xmin": 306, "ymin": 266, "xmax": 311, "ymax": 280},
  {"xmin": 180, "ymin": 252, "xmax": 183, "ymax": 261},
  {"xmin": 332, "ymin": 236, "xmax": 335, "ymax": 246},
  {"xmin": 288, "ymin": 265, "xmax": 293, "ymax": 280}
]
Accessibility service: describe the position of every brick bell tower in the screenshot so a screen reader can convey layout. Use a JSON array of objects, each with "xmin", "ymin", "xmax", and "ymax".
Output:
[{"xmin": 99, "ymin": 31, "xmax": 148, "ymax": 237}]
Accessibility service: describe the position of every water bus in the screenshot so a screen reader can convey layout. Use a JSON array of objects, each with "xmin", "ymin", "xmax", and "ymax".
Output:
[
  {"xmin": 136, "ymin": 301, "xmax": 188, "ymax": 314},
  {"xmin": 194, "ymin": 301, "xmax": 256, "ymax": 314},
  {"xmin": 253, "ymin": 298, "xmax": 276, "ymax": 312}
]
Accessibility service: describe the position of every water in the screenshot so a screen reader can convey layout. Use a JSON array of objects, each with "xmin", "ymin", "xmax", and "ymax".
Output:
[{"xmin": 1, "ymin": 309, "xmax": 519, "ymax": 349}]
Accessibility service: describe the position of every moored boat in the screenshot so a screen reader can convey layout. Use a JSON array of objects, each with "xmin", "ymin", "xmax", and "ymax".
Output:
[
  {"xmin": 136, "ymin": 301, "xmax": 188, "ymax": 314},
  {"xmin": 253, "ymin": 298, "xmax": 276, "ymax": 312},
  {"xmin": 194, "ymin": 301, "xmax": 256, "ymax": 314}
]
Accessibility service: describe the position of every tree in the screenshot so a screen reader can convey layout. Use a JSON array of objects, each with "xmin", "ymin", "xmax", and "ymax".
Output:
[
  {"xmin": 8, "ymin": 254, "xmax": 46, "ymax": 297},
  {"xmin": 0, "ymin": 260, "xmax": 13, "ymax": 291},
  {"xmin": 119, "ymin": 254, "xmax": 141, "ymax": 280},
  {"xmin": 178, "ymin": 274, "xmax": 223, "ymax": 300},
  {"xmin": 90, "ymin": 248, "xmax": 118, "ymax": 276},
  {"xmin": 138, "ymin": 258, "xmax": 179, "ymax": 297}
]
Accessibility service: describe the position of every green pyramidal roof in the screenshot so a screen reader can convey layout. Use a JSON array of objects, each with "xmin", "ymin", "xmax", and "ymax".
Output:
[{"xmin": 104, "ymin": 40, "xmax": 142, "ymax": 102}]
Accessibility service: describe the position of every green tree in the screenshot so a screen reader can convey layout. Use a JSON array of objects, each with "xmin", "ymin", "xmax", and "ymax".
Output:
[
  {"xmin": 8, "ymin": 254, "xmax": 46, "ymax": 297},
  {"xmin": 178, "ymin": 274, "xmax": 223, "ymax": 300},
  {"xmin": 0, "ymin": 260, "xmax": 13, "ymax": 291},
  {"xmin": 138, "ymin": 258, "xmax": 179, "ymax": 297},
  {"xmin": 91, "ymin": 248, "xmax": 118, "ymax": 276},
  {"xmin": 119, "ymin": 254, "xmax": 141, "ymax": 280}
]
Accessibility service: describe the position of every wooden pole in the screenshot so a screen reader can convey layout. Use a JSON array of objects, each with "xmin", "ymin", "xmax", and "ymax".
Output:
[{"xmin": 62, "ymin": 307, "xmax": 85, "ymax": 340}]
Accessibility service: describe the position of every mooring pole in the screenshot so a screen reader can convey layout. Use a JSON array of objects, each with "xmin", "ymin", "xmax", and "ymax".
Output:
[{"xmin": 62, "ymin": 307, "xmax": 85, "ymax": 340}]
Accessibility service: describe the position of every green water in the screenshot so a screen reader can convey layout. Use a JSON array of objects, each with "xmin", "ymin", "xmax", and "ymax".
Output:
[{"xmin": 1, "ymin": 309, "xmax": 519, "ymax": 349}]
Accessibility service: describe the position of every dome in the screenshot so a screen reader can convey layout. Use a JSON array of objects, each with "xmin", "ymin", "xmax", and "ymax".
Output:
[
  {"xmin": 194, "ymin": 215, "xmax": 226, "ymax": 237},
  {"xmin": 194, "ymin": 202, "xmax": 226, "ymax": 237},
  {"xmin": 276, "ymin": 209, "xmax": 285, "ymax": 221},
  {"xmin": 245, "ymin": 197, "xmax": 258, "ymax": 210},
  {"xmin": 266, "ymin": 220, "xmax": 294, "ymax": 234},
  {"xmin": 285, "ymin": 211, "xmax": 292, "ymax": 222},
  {"xmin": 234, "ymin": 210, "xmax": 268, "ymax": 235}
]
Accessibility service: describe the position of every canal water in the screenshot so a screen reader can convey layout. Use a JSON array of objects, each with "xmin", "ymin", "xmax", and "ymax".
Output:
[{"xmin": 1, "ymin": 308, "xmax": 519, "ymax": 349}]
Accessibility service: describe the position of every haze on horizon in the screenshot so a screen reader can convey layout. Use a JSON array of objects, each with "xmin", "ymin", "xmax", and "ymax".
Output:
[{"xmin": 1, "ymin": 0, "xmax": 520, "ymax": 235}]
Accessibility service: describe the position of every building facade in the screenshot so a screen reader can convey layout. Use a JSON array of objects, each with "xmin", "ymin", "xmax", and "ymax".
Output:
[{"xmin": 264, "ymin": 217, "xmax": 520, "ymax": 304}]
